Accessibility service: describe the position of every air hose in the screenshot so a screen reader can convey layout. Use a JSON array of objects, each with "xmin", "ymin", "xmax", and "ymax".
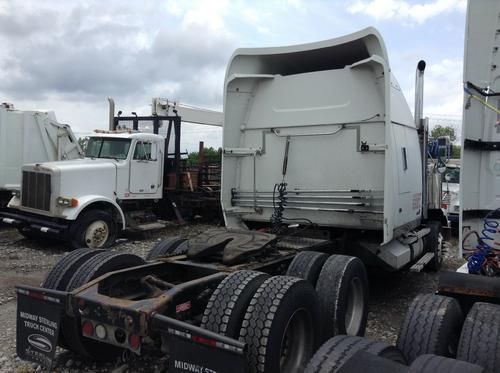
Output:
[
  {"xmin": 466, "ymin": 208, "xmax": 500, "ymax": 276},
  {"xmin": 270, "ymin": 182, "xmax": 287, "ymax": 234}
]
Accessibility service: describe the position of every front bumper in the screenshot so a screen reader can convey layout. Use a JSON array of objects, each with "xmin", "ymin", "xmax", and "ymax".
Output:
[{"xmin": 0, "ymin": 209, "xmax": 69, "ymax": 236}]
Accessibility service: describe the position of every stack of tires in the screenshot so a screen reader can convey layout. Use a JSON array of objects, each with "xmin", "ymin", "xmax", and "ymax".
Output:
[
  {"xmin": 200, "ymin": 251, "xmax": 371, "ymax": 373},
  {"xmin": 305, "ymin": 293, "xmax": 493, "ymax": 372}
]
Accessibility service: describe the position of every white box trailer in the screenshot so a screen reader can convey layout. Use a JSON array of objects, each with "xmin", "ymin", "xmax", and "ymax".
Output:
[
  {"xmin": 0, "ymin": 103, "xmax": 82, "ymax": 207},
  {"xmin": 460, "ymin": 0, "xmax": 500, "ymax": 266}
]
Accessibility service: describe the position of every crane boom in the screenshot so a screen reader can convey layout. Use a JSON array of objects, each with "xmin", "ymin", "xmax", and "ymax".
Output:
[{"xmin": 152, "ymin": 98, "xmax": 223, "ymax": 127}]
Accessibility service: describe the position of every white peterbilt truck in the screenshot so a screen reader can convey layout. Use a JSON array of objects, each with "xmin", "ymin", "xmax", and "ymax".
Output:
[
  {"xmin": 0, "ymin": 100, "xmax": 222, "ymax": 247},
  {"xmin": 0, "ymin": 103, "xmax": 82, "ymax": 209}
]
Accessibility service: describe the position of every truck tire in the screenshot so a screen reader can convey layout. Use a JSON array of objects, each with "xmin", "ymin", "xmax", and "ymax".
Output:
[
  {"xmin": 397, "ymin": 294, "xmax": 463, "ymax": 363},
  {"xmin": 145, "ymin": 236, "xmax": 188, "ymax": 260},
  {"xmin": 457, "ymin": 302, "xmax": 500, "ymax": 373},
  {"xmin": 67, "ymin": 251, "xmax": 145, "ymax": 291},
  {"xmin": 201, "ymin": 270, "xmax": 269, "ymax": 338},
  {"xmin": 40, "ymin": 248, "xmax": 104, "ymax": 349},
  {"xmin": 239, "ymin": 276, "xmax": 320, "ymax": 373},
  {"xmin": 304, "ymin": 335, "xmax": 406, "ymax": 373},
  {"xmin": 62, "ymin": 252, "xmax": 145, "ymax": 359},
  {"xmin": 410, "ymin": 354, "xmax": 484, "ymax": 373},
  {"xmin": 41, "ymin": 248, "xmax": 105, "ymax": 290},
  {"xmin": 286, "ymin": 251, "xmax": 328, "ymax": 286},
  {"xmin": 425, "ymin": 220, "xmax": 442, "ymax": 271},
  {"xmin": 316, "ymin": 255, "xmax": 368, "ymax": 340},
  {"xmin": 69, "ymin": 210, "xmax": 117, "ymax": 249}
]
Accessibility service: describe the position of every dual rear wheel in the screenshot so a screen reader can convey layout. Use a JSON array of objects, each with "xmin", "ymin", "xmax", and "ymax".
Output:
[
  {"xmin": 41, "ymin": 248, "xmax": 145, "ymax": 359},
  {"xmin": 201, "ymin": 251, "xmax": 370, "ymax": 373}
]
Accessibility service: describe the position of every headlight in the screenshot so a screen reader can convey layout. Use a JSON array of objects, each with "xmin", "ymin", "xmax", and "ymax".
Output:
[
  {"xmin": 12, "ymin": 190, "xmax": 20, "ymax": 198},
  {"xmin": 57, "ymin": 196, "xmax": 78, "ymax": 207}
]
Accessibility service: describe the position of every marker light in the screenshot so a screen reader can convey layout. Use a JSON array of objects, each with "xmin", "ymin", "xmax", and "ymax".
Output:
[
  {"xmin": 82, "ymin": 321, "xmax": 94, "ymax": 337},
  {"xmin": 95, "ymin": 324, "xmax": 107, "ymax": 339}
]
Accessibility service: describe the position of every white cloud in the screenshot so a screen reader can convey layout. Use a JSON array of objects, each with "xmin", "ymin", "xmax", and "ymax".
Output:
[
  {"xmin": 348, "ymin": 0, "xmax": 466, "ymax": 24},
  {"xmin": 168, "ymin": 0, "xmax": 230, "ymax": 32},
  {"xmin": 424, "ymin": 58, "xmax": 463, "ymax": 116}
]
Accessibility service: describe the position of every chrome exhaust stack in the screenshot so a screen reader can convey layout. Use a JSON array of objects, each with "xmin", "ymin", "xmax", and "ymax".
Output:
[
  {"xmin": 414, "ymin": 60, "xmax": 429, "ymax": 219},
  {"xmin": 107, "ymin": 97, "xmax": 115, "ymax": 130},
  {"xmin": 414, "ymin": 60, "xmax": 426, "ymax": 126}
]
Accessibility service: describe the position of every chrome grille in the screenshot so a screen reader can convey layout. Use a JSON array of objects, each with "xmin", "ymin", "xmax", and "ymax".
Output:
[{"xmin": 21, "ymin": 171, "xmax": 51, "ymax": 211}]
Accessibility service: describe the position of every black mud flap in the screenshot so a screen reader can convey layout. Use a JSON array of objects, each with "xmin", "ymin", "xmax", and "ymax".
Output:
[
  {"xmin": 152, "ymin": 314, "xmax": 248, "ymax": 373},
  {"xmin": 16, "ymin": 285, "xmax": 67, "ymax": 370}
]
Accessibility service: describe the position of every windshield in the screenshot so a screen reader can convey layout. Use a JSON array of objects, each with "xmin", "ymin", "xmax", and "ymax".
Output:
[
  {"xmin": 443, "ymin": 167, "xmax": 460, "ymax": 184},
  {"xmin": 85, "ymin": 138, "xmax": 131, "ymax": 160}
]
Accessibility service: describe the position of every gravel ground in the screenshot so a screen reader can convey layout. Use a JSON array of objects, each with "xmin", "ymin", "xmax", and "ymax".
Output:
[{"xmin": 0, "ymin": 225, "xmax": 464, "ymax": 373}]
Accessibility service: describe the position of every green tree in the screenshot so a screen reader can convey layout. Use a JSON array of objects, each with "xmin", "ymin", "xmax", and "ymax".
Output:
[
  {"xmin": 451, "ymin": 144, "xmax": 461, "ymax": 159},
  {"xmin": 187, "ymin": 147, "xmax": 221, "ymax": 165},
  {"xmin": 431, "ymin": 125, "xmax": 456, "ymax": 142}
]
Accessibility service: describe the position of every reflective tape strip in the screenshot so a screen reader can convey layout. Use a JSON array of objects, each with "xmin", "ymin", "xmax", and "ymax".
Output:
[
  {"xmin": 166, "ymin": 327, "xmax": 244, "ymax": 354},
  {"xmin": 17, "ymin": 288, "xmax": 61, "ymax": 304}
]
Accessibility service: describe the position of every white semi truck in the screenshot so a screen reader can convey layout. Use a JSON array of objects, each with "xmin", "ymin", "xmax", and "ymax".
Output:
[
  {"xmin": 15, "ymin": 28, "xmax": 449, "ymax": 373},
  {"xmin": 0, "ymin": 103, "xmax": 82, "ymax": 209},
  {"xmin": 0, "ymin": 100, "xmax": 222, "ymax": 248},
  {"xmin": 221, "ymin": 27, "xmax": 446, "ymax": 272}
]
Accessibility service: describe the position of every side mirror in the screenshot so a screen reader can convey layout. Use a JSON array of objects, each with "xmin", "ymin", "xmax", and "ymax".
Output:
[{"xmin": 444, "ymin": 173, "xmax": 451, "ymax": 182}]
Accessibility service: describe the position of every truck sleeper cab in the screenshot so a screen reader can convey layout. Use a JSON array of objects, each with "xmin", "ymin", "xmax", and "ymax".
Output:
[{"xmin": 222, "ymin": 27, "xmax": 445, "ymax": 272}]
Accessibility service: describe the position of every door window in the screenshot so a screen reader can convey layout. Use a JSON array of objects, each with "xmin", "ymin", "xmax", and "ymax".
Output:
[{"xmin": 133, "ymin": 142, "xmax": 157, "ymax": 161}]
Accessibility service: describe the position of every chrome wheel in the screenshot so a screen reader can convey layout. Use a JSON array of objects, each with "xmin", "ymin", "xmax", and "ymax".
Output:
[
  {"xmin": 84, "ymin": 220, "xmax": 109, "ymax": 248},
  {"xmin": 345, "ymin": 277, "xmax": 364, "ymax": 335},
  {"xmin": 280, "ymin": 308, "xmax": 312, "ymax": 373}
]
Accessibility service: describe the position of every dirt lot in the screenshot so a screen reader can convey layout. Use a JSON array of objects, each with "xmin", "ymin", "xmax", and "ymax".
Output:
[{"xmin": 0, "ymin": 225, "xmax": 464, "ymax": 373}]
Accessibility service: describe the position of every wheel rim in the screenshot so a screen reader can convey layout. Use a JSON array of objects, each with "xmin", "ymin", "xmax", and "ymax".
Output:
[
  {"xmin": 435, "ymin": 234, "xmax": 444, "ymax": 266},
  {"xmin": 345, "ymin": 277, "xmax": 364, "ymax": 335},
  {"xmin": 279, "ymin": 308, "xmax": 313, "ymax": 373},
  {"xmin": 84, "ymin": 220, "xmax": 109, "ymax": 248}
]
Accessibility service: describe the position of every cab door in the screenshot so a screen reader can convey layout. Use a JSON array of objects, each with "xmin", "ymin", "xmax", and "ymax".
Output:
[{"xmin": 129, "ymin": 140, "xmax": 162, "ymax": 194}]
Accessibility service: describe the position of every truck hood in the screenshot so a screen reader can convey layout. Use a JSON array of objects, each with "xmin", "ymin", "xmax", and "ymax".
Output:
[
  {"xmin": 22, "ymin": 158, "xmax": 120, "ymax": 204},
  {"xmin": 28, "ymin": 158, "xmax": 120, "ymax": 172}
]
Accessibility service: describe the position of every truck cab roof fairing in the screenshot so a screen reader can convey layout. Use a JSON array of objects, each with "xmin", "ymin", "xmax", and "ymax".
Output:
[{"xmin": 224, "ymin": 27, "xmax": 389, "ymax": 79}]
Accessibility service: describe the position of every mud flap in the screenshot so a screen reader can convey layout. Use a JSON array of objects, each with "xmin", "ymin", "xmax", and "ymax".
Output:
[
  {"xmin": 152, "ymin": 314, "xmax": 247, "ymax": 373},
  {"xmin": 16, "ymin": 286, "xmax": 66, "ymax": 370}
]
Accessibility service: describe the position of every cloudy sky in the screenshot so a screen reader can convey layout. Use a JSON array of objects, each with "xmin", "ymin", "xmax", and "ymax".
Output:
[{"xmin": 0, "ymin": 0, "xmax": 466, "ymax": 149}]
